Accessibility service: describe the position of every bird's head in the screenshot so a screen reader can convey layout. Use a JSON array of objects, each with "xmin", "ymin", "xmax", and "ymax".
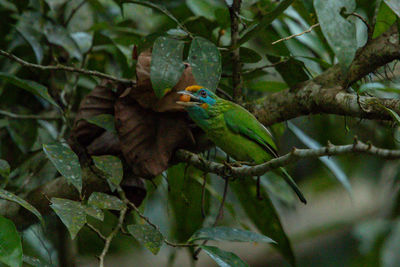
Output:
[{"xmin": 176, "ymin": 85, "xmax": 217, "ymax": 110}]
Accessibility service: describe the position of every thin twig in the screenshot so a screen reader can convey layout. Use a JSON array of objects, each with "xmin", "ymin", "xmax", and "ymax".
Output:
[
  {"xmin": 0, "ymin": 110, "xmax": 61, "ymax": 120},
  {"xmin": 87, "ymin": 223, "xmax": 106, "ymax": 240},
  {"xmin": 348, "ymin": 12, "xmax": 372, "ymax": 38},
  {"xmin": 0, "ymin": 49, "xmax": 134, "ymax": 85},
  {"xmin": 272, "ymin": 23, "xmax": 320, "ymax": 45},
  {"xmin": 229, "ymin": 0, "xmax": 243, "ymax": 101},
  {"xmin": 64, "ymin": 0, "xmax": 87, "ymax": 26}
]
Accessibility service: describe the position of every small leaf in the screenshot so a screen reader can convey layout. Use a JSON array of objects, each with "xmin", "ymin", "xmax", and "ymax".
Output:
[
  {"xmin": 43, "ymin": 142, "xmax": 82, "ymax": 194},
  {"xmin": 314, "ymin": 0, "xmax": 357, "ymax": 69},
  {"xmin": 384, "ymin": 0, "xmax": 400, "ymax": 17},
  {"xmin": 88, "ymin": 192, "xmax": 125, "ymax": 210},
  {"xmin": 240, "ymin": 47, "xmax": 262, "ymax": 63},
  {"xmin": 0, "ymin": 159, "xmax": 10, "ymax": 179},
  {"xmin": 85, "ymin": 114, "xmax": 116, "ymax": 134},
  {"xmin": 0, "ymin": 72, "xmax": 59, "ymax": 108},
  {"xmin": 382, "ymin": 106, "xmax": 400, "ymax": 125},
  {"xmin": 287, "ymin": 122, "xmax": 352, "ymax": 194},
  {"xmin": 189, "ymin": 226, "xmax": 275, "ymax": 243},
  {"xmin": 0, "ymin": 215, "xmax": 22, "ymax": 267},
  {"xmin": 373, "ymin": 2, "xmax": 397, "ymax": 38},
  {"xmin": 200, "ymin": 245, "xmax": 249, "ymax": 267},
  {"xmin": 150, "ymin": 37, "xmax": 184, "ymax": 98},
  {"xmin": 0, "ymin": 188, "xmax": 44, "ymax": 225},
  {"xmin": 92, "ymin": 155, "xmax": 123, "ymax": 187},
  {"xmin": 84, "ymin": 205, "xmax": 104, "ymax": 221},
  {"xmin": 16, "ymin": 25, "xmax": 43, "ymax": 63},
  {"xmin": 6, "ymin": 118, "xmax": 38, "ymax": 153},
  {"xmin": 70, "ymin": 32, "xmax": 93, "ymax": 54},
  {"xmin": 44, "ymin": 23, "xmax": 82, "ymax": 61},
  {"xmin": 188, "ymin": 37, "xmax": 221, "ymax": 91},
  {"xmin": 50, "ymin": 198, "xmax": 87, "ymax": 239},
  {"xmin": 127, "ymin": 224, "xmax": 164, "ymax": 255}
]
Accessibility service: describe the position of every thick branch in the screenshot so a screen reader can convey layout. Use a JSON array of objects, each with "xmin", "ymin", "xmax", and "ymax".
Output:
[{"xmin": 229, "ymin": 0, "xmax": 243, "ymax": 101}]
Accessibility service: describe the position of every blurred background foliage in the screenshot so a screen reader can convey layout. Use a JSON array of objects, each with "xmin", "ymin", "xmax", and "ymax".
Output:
[{"xmin": 0, "ymin": 0, "xmax": 400, "ymax": 266}]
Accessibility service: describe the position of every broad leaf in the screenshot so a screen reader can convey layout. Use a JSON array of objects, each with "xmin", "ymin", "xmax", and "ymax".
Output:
[
  {"xmin": 88, "ymin": 192, "xmax": 125, "ymax": 210},
  {"xmin": 0, "ymin": 72, "xmax": 59, "ymax": 108},
  {"xmin": 150, "ymin": 37, "xmax": 184, "ymax": 98},
  {"xmin": 188, "ymin": 37, "xmax": 221, "ymax": 91},
  {"xmin": 127, "ymin": 224, "xmax": 164, "ymax": 255},
  {"xmin": 186, "ymin": 0, "xmax": 222, "ymax": 21},
  {"xmin": 0, "ymin": 159, "xmax": 10, "ymax": 179},
  {"xmin": 44, "ymin": 23, "xmax": 82, "ymax": 61},
  {"xmin": 314, "ymin": 0, "xmax": 357, "ymax": 69},
  {"xmin": 50, "ymin": 198, "xmax": 87, "ymax": 239},
  {"xmin": 190, "ymin": 226, "xmax": 275, "ymax": 243},
  {"xmin": 92, "ymin": 155, "xmax": 123, "ymax": 188},
  {"xmin": 231, "ymin": 178, "xmax": 295, "ymax": 266},
  {"xmin": 85, "ymin": 114, "xmax": 116, "ymax": 134},
  {"xmin": 70, "ymin": 32, "xmax": 93, "ymax": 54},
  {"xmin": 247, "ymin": 80, "xmax": 288, "ymax": 93},
  {"xmin": 0, "ymin": 215, "xmax": 22, "ymax": 267},
  {"xmin": 287, "ymin": 122, "xmax": 352, "ymax": 194},
  {"xmin": 384, "ymin": 0, "xmax": 400, "ymax": 17},
  {"xmin": 16, "ymin": 25, "xmax": 43, "ymax": 63},
  {"xmin": 84, "ymin": 205, "xmax": 104, "ymax": 221},
  {"xmin": 0, "ymin": 188, "xmax": 44, "ymax": 224},
  {"xmin": 240, "ymin": 47, "xmax": 262, "ymax": 63},
  {"xmin": 6, "ymin": 118, "xmax": 38, "ymax": 153},
  {"xmin": 373, "ymin": 2, "xmax": 398, "ymax": 38},
  {"xmin": 200, "ymin": 245, "xmax": 249, "ymax": 267},
  {"xmin": 239, "ymin": 0, "xmax": 294, "ymax": 46},
  {"xmin": 43, "ymin": 142, "xmax": 82, "ymax": 194}
]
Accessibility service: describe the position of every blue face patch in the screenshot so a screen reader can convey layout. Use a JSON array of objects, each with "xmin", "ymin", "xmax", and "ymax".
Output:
[{"xmin": 197, "ymin": 89, "xmax": 216, "ymax": 106}]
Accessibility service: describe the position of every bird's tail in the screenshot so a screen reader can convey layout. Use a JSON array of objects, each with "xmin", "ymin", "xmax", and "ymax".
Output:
[{"xmin": 277, "ymin": 167, "xmax": 307, "ymax": 204}]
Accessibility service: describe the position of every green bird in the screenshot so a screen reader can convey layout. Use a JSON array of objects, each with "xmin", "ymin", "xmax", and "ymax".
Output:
[{"xmin": 177, "ymin": 85, "xmax": 306, "ymax": 204}]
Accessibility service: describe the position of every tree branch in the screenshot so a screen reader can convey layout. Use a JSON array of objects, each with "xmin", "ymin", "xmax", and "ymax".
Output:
[
  {"xmin": 0, "ymin": 49, "xmax": 134, "ymax": 85},
  {"xmin": 229, "ymin": 0, "xmax": 243, "ymax": 101}
]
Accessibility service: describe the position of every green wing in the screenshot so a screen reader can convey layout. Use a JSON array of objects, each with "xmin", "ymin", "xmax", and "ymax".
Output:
[{"xmin": 223, "ymin": 104, "xmax": 278, "ymax": 157}]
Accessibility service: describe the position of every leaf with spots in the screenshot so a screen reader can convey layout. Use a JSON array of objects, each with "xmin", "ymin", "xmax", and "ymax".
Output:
[
  {"xmin": 0, "ymin": 159, "xmax": 10, "ymax": 179},
  {"xmin": 150, "ymin": 37, "xmax": 185, "ymax": 98},
  {"xmin": 50, "ymin": 198, "xmax": 87, "ymax": 239},
  {"xmin": 88, "ymin": 192, "xmax": 125, "ymax": 210},
  {"xmin": 127, "ymin": 224, "xmax": 164, "ymax": 255},
  {"xmin": 188, "ymin": 37, "xmax": 221, "ymax": 91},
  {"xmin": 84, "ymin": 204, "xmax": 104, "ymax": 221},
  {"xmin": 43, "ymin": 142, "xmax": 83, "ymax": 194},
  {"xmin": 0, "ymin": 215, "xmax": 22, "ymax": 267},
  {"xmin": 92, "ymin": 155, "xmax": 123, "ymax": 190},
  {"xmin": 0, "ymin": 188, "xmax": 44, "ymax": 225},
  {"xmin": 85, "ymin": 114, "xmax": 117, "ymax": 134},
  {"xmin": 200, "ymin": 245, "xmax": 249, "ymax": 267},
  {"xmin": 189, "ymin": 226, "xmax": 275, "ymax": 244}
]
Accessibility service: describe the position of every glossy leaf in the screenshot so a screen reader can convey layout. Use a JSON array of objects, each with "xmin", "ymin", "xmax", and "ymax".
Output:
[
  {"xmin": 43, "ymin": 142, "xmax": 82, "ymax": 194},
  {"xmin": 70, "ymin": 32, "xmax": 93, "ymax": 54},
  {"xmin": 127, "ymin": 224, "xmax": 164, "ymax": 255},
  {"xmin": 0, "ymin": 215, "xmax": 22, "ymax": 267},
  {"xmin": 88, "ymin": 192, "xmax": 125, "ymax": 210},
  {"xmin": 150, "ymin": 37, "xmax": 184, "ymax": 98},
  {"xmin": 0, "ymin": 188, "xmax": 44, "ymax": 225},
  {"xmin": 190, "ymin": 226, "xmax": 275, "ymax": 243},
  {"xmin": 384, "ymin": 0, "xmax": 400, "ymax": 17},
  {"xmin": 188, "ymin": 37, "xmax": 221, "ymax": 91},
  {"xmin": 201, "ymin": 245, "xmax": 248, "ymax": 267},
  {"xmin": 0, "ymin": 72, "xmax": 59, "ymax": 108},
  {"xmin": 239, "ymin": 0, "xmax": 294, "ymax": 46},
  {"xmin": 287, "ymin": 122, "xmax": 352, "ymax": 194},
  {"xmin": 314, "ymin": 0, "xmax": 357, "ymax": 69},
  {"xmin": 0, "ymin": 159, "xmax": 10, "ymax": 179},
  {"xmin": 16, "ymin": 25, "xmax": 43, "ymax": 63},
  {"xmin": 231, "ymin": 178, "xmax": 295, "ymax": 266},
  {"xmin": 50, "ymin": 198, "xmax": 87, "ymax": 239},
  {"xmin": 6, "ymin": 118, "xmax": 38, "ymax": 153},
  {"xmin": 373, "ymin": 2, "xmax": 398, "ymax": 38},
  {"xmin": 85, "ymin": 114, "xmax": 116, "ymax": 134},
  {"xmin": 44, "ymin": 23, "xmax": 82, "ymax": 61},
  {"xmin": 92, "ymin": 155, "xmax": 123, "ymax": 187},
  {"xmin": 383, "ymin": 107, "xmax": 400, "ymax": 125}
]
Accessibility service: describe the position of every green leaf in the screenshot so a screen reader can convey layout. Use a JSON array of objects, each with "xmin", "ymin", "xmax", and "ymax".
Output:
[
  {"xmin": 314, "ymin": 0, "xmax": 357, "ymax": 69},
  {"xmin": 381, "ymin": 219, "xmax": 400, "ymax": 267},
  {"xmin": 127, "ymin": 224, "xmax": 164, "ymax": 255},
  {"xmin": 200, "ymin": 245, "xmax": 249, "ymax": 267},
  {"xmin": 239, "ymin": 0, "xmax": 294, "ymax": 46},
  {"xmin": 84, "ymin": 205, "xmax": 104, "ymax": 221},
  {"xmin": 240, "ymin": 47, "xmax": 262, "ymax": 63},
  {"xmin": 23, "ymin": 255, "xmax": 52, "ymax": 267},
  {"xmin": 44, "ymin": 23, "xmax": 82, "ymax": 61},
  {"xmin": 50, "ymin": 198, "xmax": 87, "ymax": 239},
  {"xmin": 6, "ymin": 118, "xmax": 38, "ymax": 153},
  {"xmin": 0, "ymin": 188, "xmax": 44, "ymax": 225},
  {"xmin": 0, "ymin": 215, "xmax": 22, "ymax": 267},
  {"xmin": 373, "ymin": 2, "xmax": 398, "ymax": 38},
  {"xmin": 189, "ymin": 226, "xmax": 275, "ymax": 243},
  {"xmin": 16, "ymin": 25, "xmax": 43, "ymax": 64},
  {"xmin": 384, "ymin": 0, "xmax": 400, "ymax": 17},
  {"xmin": 70, "ymin": 32, "xmax": 93, "ymax": 54},
  {"xmin": 188, "ymin": 37, "xmax": 221, "ymax": 91},
  {"xmin": 0, "ymin": 72, "xmax": 59, "ymax": 108},
  {"xmin": 247, "ymin": 81, "xmax": 288, "ymax": 93},
  {"xmin": 85, "ymin": 114, "xmax": 116, "ymax": 134},
  {"xmin": 287, "ymin": 122, "xmax": 352, "ymax": 194},
  {"xmin": 43, "ymin": 142, "xmax": 82, "ymax": 194},
  {"xmin": 382, "ymin": 106, "xmax": 400, "ymax": 124},
  {"xmin": 92, "ymin": 155, "xmax": 123, "ymax": 190},
  {"xmin": 270, "ymin": 57, "xmax": 310, "ymax": 87},
  {"xmin": 150, "ymin": 37, "xmax": 185, "ymax": 98},
  {"xmin": 231, "ymin": 178, "xmax": 295, "ymax": 266},
  {"xmin": 186, "ymin": 0, "xmax": 222, "ymax": 21},
  {"xmin": 0, "ymin": 159, "xmax": 10, "ymax": 179},
  {"xmin": 88, "ymin": 192, "xmax": 125, "ymax": 210}
]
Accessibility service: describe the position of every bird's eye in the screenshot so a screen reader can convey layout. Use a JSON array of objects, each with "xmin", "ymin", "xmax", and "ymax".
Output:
[{"xmin": 200, "ymin": 90, "xmax": 207, "ymax": 98}]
